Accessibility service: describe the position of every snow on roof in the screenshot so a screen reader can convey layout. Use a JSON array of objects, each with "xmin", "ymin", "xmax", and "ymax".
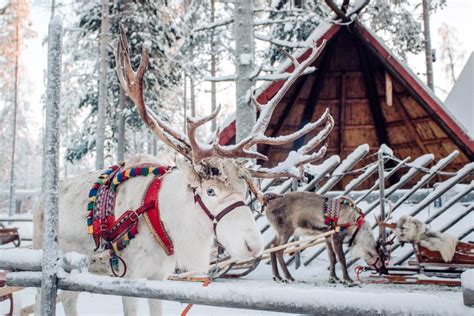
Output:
[{"xmin": 444, "ymin": 53, "xmax": 474, "ymax": 139}]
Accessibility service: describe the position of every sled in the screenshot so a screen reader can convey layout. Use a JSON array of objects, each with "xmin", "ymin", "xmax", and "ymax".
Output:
[
  {"xmin": 362, "ymin": 240, "xmax": 474, "ymax": 286},
  {"xmin": 0, "ymin": 228, "xmax": 20, "ymax": 247},
  {"xmin": 413, "ymin": 241, "xmax": 474, "ymax": 268},
  {"xmin": 0, "ymin": 272, "xmax": 22, "ymax": 316}
]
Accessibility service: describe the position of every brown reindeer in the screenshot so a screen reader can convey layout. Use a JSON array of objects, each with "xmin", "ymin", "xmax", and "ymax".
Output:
[{"xmin": 264, "ymin": 192, "xmax": 388, "ymax": 285}]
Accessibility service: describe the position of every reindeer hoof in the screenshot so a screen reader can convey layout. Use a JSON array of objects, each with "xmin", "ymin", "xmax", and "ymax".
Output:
[
  {"xmin": 273, "ymin": 276, "xmax": 283, "ymax": 283},
  {"xmin": 328, "ymin": 276, "xmax": 339, "ymax": 284},
  {"xmin": 342, "ymin": 279, "xmax": 355, "ymax": 287},
  {"xmin": 283, "ymin": 277, "xmax": 295, "ymax": 283}
]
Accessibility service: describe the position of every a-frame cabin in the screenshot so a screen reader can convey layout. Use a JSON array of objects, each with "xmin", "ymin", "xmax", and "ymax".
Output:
[{"xmin": 218, "ymin": 21, "xmax": 473, "ymax": 188}]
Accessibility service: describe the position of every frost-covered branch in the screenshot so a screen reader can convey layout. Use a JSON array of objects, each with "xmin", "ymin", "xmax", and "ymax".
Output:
[
  {"xmin": 192, "ymin": 17, "xmax": 234, "ymax": 32},
  {"xmin": 254, "ymin": 33, "xmax": 313, "ymax": 48},
  {"xmin": 203, "ymin": 74, "xmax": 237, "ymax": 82}
]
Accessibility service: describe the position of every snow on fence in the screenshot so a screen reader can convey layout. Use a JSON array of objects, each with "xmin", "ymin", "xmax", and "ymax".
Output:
[
  {"xmin": 40, "ymin": 15, "xmax": 63, "ymax": 316},
  {"xmin": 2, "ymin": 250, "xmax": 471, "ymax": 315}
]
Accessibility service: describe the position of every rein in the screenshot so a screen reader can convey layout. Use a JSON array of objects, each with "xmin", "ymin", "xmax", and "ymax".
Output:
[{"xmin": 192, "ymin": 188, "xmax": 246, "ymax": 234}]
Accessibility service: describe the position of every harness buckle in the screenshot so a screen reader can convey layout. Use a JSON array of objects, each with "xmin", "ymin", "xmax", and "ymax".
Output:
[
  {"xmin": 100, "ymin": 223, "xmax": 108, "ymax": 232},
  {"xmin": 129, "ymin": 211, "xmax": 139, "ymax": 222}
]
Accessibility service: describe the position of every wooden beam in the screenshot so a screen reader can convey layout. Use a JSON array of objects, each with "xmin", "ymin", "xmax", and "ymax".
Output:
[{"xmin": 385, "ymin": 71, "xmax": 393, "ymax": 107}]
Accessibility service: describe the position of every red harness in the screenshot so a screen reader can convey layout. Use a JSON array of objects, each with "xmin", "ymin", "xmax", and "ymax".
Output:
[
  {"xmin": 87, "ymin": 164, "xmax": 174, "ymax": 276},
  {"xmin": 104, "ymin": 174, "xmax": 174, "ymax": 256}
]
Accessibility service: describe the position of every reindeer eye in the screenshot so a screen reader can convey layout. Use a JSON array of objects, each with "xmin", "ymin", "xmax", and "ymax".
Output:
[
  {"xmin": 210, "ymin": 167, "xmax": 220, "ymax": 176},
  {"xmin": 206, "ymin": 188, "xmax": 216, "ymax": 196}
]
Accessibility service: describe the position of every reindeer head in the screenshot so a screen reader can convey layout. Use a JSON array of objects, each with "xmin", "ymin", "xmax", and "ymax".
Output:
[
  {"xmin": 116, "ymin": 24, "xmax": 334, "ymax": 260},
  {"xmin": 351, "ymin": 222, "xmax": 388, "ymax": 274}
]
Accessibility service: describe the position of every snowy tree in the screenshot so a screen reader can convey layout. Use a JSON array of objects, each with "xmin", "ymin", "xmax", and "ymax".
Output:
[
  {"xmin": 0, "ymin": 0, "xmax": 35, "ymax": 214},
  {"xmin": 63, "ymin": 0, "xmax": 182, "ymax": 166},
  {"xmin": 96, "ymin": 0, "xmax": 110, "ymax": 169},
  {"xmin": 234, "ymin": 0, "xmax": 256, "ymax": 142},
  {"xmin": 438, "ymin": 23, "xmax": 465, "ymax": 86}
]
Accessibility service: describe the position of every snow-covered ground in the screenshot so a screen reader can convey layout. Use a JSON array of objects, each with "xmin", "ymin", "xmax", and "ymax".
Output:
[{"xmin": 1, "ymin": 194, "xmax": 472, "ymax": 315}]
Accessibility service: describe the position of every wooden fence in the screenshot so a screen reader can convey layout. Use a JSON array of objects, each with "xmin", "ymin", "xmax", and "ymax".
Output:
[{"xmin": 249, "ymin": 144, "xmax": 473, "ymax": 269}]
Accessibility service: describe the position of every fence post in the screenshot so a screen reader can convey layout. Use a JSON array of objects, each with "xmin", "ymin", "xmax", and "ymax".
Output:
[
  {"xmin": 41, "ymin": 16, "xmax": 62, "ymax": 316},
  {"xmin": 377, "ymin": 149, "xmax": 386, "ymax": 245}
]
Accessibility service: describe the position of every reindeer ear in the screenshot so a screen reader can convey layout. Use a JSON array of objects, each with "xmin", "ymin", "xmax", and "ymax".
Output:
[{"xmin": 175, "ymin": 157, "xmax": 200, "ymax": 187}]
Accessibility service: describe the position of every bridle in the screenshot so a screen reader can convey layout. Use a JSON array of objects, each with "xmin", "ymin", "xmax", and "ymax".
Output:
[{"xmin": 192, "ymin": 188, "xmax": 246, "ymax": 235}]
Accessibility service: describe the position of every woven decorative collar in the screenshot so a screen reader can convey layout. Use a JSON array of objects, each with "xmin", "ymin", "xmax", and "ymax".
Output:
[{"xmin": 86, "ymin": 163, "xmax": 174, "ymax": 266}]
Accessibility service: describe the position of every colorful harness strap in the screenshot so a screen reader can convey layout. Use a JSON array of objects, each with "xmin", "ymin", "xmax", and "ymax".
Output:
[
  {"xmin": 86, "ymin": 163, "xmax": 173, "ymax": 277},
  {"xmin": 323, "ymin": 196, "xmax": 365, "ymax": 246}
]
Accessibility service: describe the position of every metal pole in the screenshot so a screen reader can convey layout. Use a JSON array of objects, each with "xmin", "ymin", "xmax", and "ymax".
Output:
[
  {"xmin": 377, "ymin": 150, "xmax": 386, "ymax": 244},
  {"xmin": 41, "ymin": 16, "xmax": 62, "ymax": 316}
]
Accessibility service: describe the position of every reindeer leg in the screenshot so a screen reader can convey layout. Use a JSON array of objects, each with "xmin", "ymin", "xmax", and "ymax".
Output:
[
  {"xmin": 122, "ymin": 296, "xmax": 139, "ymax": 316},
  {"xmin": 270, "ymin": 250, "xmax": 282, "ymax": 282},
  {"xmin": 61, "ymin": 291, "xmax": 79, "ymax": 316},
  {"xmin": 275, "ymin": 233, "xmax": 294, "ymax": 283},
  {"xmin": 332, "ymin": 234, "xmax": 354, "ymax": 285},
  {"xmin": 326, "ymin": 237, "xmax": 339, "ymax": 283},
  {"xmin": 269, "ymin": 236, "xmax": 282, "ymax": 282},
  {"xmin": 276, "ymin": 248, "xmax": 294, "ymax": 282}
]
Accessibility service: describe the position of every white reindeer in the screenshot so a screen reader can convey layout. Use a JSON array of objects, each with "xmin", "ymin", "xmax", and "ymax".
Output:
[{"xmin": 34, "ymin": 24, "xmax": 333, "ymax": 315}]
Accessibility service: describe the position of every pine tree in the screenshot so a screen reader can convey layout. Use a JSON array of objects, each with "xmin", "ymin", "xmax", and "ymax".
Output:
[{"xmin": 63, "ymin": 0, "xmax": 182, "ymax": 164}]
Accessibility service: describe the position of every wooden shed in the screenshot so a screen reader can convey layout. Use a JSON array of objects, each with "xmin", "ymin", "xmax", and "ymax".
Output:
[{"xmin": 219, "ymin": 21, "xmax": 473, "ymax": 187}]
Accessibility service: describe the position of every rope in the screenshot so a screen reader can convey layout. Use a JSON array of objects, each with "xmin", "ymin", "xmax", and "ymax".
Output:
[
  {"xmin": 180, "ymin": 279, "xmax": 211, "ymax": 316},
  {"xmin": 354, "ymin": 266, "xmax": 386, "ymax": 284}
]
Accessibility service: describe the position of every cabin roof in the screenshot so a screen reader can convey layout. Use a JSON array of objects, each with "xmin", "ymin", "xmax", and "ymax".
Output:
[{"xmin": 218, "ymin": 21, "xmax": 473, "ymax": 172}]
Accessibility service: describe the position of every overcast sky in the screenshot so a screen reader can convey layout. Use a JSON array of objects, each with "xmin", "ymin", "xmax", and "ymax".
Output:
[{"xmin": 22, "ymin": 0, "xmax": 474, "ymax": 138}]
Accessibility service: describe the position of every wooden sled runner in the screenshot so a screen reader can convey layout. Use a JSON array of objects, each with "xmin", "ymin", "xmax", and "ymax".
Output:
[
  {"xmin": 366, "ymin": 241, "xmax": 474, "ymax": 286},
  {"xmin": 0, "ymin": 228, "xmax": 20, "ymax": 247}
]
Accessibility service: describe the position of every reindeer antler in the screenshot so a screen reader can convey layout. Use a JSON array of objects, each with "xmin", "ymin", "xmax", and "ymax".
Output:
[
  {"xmin": 211, "ymin": 41, "xmax": 333, "ymax": 177},
  {"xmin": 116, "ymin": 24, "xmax": 192, "ymax": 160},
  {"xmin": 117, "ymin": 24, "xmax": 334, "ymax": 180}
]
